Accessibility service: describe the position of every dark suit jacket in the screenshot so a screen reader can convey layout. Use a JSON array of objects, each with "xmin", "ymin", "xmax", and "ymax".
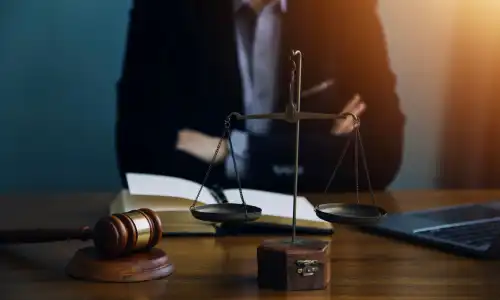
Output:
[{"xmin": 115, "ymin": 0, "xmax": 405, "ymax": 193}]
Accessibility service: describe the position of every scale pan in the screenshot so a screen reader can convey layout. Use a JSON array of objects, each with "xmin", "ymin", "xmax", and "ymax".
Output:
[
  {"xmin": 314, "ymin": 203, "xmax": 387, "ymax": 225},
  {"xmin": 191, "ymin": 203, "xmax": 262, "ymax": 223}
]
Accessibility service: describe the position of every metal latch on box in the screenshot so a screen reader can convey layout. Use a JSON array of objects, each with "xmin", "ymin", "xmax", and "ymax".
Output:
[{"xmin": 296, "ymin": 260, "xmax": 319, "ymax": 276}]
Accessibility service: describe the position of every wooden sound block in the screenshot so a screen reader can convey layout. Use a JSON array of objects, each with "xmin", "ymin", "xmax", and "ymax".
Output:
[
  {"xmin": 66, "ymin": 246, "xmax": 174, "ymax": 283},
  {"xmin": 257, "ymin": 238, "xmax": 331, "ymax": 291}
]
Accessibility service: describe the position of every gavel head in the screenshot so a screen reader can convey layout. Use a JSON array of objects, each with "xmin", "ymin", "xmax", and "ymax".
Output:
[{"xmin": 92, "ymin": 208, "xmax": 163, "ymax": 259}]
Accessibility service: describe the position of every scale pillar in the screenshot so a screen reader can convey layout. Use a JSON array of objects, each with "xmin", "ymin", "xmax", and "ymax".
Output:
[{"xmin": 257, "ymin": 238, "xmax": 331, "ymax": 291}]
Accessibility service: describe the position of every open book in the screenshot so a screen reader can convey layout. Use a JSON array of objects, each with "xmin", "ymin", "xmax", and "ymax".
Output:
[{"xmin": 109, "ymin": 173, "xmax": 333, "ymax": 235}]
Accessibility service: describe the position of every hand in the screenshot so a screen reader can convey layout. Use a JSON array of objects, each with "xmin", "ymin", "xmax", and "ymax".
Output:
[
  {"xmin": 331, "ymin": 94, "xmax": 367, "ymax": 135},
  {"xmin": 176, "ymin": 129, "xmax": 228, "ymax": 164}
]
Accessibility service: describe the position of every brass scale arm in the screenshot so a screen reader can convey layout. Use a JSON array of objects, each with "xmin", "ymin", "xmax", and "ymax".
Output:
[
  {"xmin": 230, "ymin": 111, "xmax": 350, "ymax": 122},
  {"xmin": 192, "ymin": 50, "xmax": 365, "ymax": 244}
]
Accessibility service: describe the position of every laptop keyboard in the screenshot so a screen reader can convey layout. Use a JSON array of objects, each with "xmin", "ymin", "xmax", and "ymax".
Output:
[{"xmin": 415, "ymin": 220, "xmax": 500, "ymax": 248}]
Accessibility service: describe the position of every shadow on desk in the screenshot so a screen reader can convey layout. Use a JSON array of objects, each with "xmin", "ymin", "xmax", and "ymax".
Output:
[
  {"xmin": 307, "ymin": 190, "xmax": 400, "ymax": 211},
  {"xmin": 1, "ymin": 191, "xmax": 500, "ymax": 299},
  {"xmin": 0, "ymin": 247, "xmax": 169, "ymax": 299}
]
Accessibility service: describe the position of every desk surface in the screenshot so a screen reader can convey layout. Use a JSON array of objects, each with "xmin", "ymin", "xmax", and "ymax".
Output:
[{"xmin": 1, "ymin": 190, "xmax": 500, "ymax": 299}]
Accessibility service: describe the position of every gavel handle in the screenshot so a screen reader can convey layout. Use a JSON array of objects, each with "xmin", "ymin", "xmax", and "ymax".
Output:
[{"xmin": 0, "ymin": 226, "xmax": 93, "ymax": 243}]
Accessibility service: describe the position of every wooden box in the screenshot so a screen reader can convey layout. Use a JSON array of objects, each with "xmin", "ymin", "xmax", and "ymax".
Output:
[{"xmin": 257, "ymin": 238, "xmax": 331, "ymax": 291}]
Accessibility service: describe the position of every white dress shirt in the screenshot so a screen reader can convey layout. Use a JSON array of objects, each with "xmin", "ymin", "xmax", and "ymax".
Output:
[{"xmin": 226, "ymin": 0, "xmax": 287, "ymax": 179}]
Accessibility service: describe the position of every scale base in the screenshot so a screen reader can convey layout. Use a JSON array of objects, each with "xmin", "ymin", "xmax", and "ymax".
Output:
[
  {"xmin": 257, "ymin": 238, "xmax": 330, "ymax": 291},
  {"xmin": 66, "ymin": 246, "xmax": 174, "ymax": 283}
]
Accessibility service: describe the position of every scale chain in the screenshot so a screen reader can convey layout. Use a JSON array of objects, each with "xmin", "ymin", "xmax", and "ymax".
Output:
[
  {"xmin": 354, "ymin": 127, "xmax": 360, "ymax": 203},
  {"xmin": 323, "ymin": 115, "xmax": 376, "ymax": 206},
  {"xmin": 323, "ymin": 138, "xmax": 351, "ymax": 193},
  {"xmin": 190, "ymin": 113, "xmax": 248, "ymax": 216},
  {"xmin": 190, "ymin": 112, "xmax": 376, "ymax": 209},
  {"xmin": 227, "ymin": 128, "xmax": 248, "ymax": 218},
  {"xmin": 355, "ymin": 128, "xmax": 376, "ymax": 205}
]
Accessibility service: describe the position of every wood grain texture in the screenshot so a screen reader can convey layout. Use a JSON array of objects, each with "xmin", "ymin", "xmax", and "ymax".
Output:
[
  {"xmin": 0, "ymin": 190, "xmax": 500, "ymax": 299},
  {"xmin": 257, "ymin": 238, "xmax": 330, "ymax": 290},
  {"xmin": 66, "ymin": 246, "xmax": 174, "ymax": 283}
]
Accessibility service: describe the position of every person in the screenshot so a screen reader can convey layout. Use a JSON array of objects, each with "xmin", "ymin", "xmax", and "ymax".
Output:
[{"xmin": 115, "ymin": 0, "xmax": 405, "ymax": 193}]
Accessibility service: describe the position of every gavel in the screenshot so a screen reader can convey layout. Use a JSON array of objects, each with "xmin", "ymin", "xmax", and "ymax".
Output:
[{"xmin": 0, "ymin": 208, "xmax": 162, "ymax": 259}]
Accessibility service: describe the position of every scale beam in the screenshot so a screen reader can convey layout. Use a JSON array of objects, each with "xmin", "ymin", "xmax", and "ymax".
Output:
[{"xmin": 235, "ymin": 112, "xmax": 351, "ymax": 122}]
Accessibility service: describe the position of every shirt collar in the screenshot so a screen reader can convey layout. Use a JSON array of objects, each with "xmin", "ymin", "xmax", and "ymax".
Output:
[{"xmin": 233, "ymin": 0, "xmax": 287, "ymax": 13}]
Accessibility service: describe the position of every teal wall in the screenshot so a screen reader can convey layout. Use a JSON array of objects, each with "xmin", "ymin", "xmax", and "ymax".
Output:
[{"xmin": 0, "ymin": 1, "xmax": 130, "ymax": 192}]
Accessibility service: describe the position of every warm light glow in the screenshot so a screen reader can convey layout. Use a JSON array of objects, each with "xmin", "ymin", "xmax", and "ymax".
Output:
[
  {"xmin": 440, "ymin": 0, "xmax": 500, "ymax": 189},
  {"xmin": 460, "ymin": 0, "xmax": 500, "ymax": 28}
]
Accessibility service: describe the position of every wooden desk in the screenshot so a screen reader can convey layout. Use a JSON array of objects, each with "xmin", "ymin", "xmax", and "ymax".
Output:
[{"xmin": 1, "ymin": 190, "xmax": 500, "ymax": 299}]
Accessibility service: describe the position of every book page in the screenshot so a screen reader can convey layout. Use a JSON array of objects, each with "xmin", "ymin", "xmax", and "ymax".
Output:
[
  {"xmin": 223, "ymin": 189, "xmax": 324, "ymax": 222},
  {"xmin": 126, "ymin": 173, "xmax": 216, "ymax": 205},
  {"xmin": 115, "ymin": 193, "xmax": 204, "ymax": 212}
]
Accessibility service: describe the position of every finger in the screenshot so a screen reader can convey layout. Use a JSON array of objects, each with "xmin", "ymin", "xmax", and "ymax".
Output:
[
  {"xmin": 335, "ymin": 102, "xmax": 365, "ymax": 129},
  {"xmin": 340, "ymin": 94, "xmax": 361, "ymax": 114},
  {"xmin": 350, "ymin": 101, "xmax": 367, "ymax": 119},
  {"xmin": 329, "ymin": 94, "xmax": 361, "ymax": 135},
  {"xmin": 175, "ymin": 129, "xmax": 204, "ymax": 151},
  {"xmin": 175, "ymin": 129, "xmax": 189, "ymax": 150},
  {"xmin": 331, "ymin": 101, "xmax": 366, "ymax": 135}
]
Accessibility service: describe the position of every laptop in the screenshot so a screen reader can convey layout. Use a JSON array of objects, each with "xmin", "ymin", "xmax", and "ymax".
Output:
[{"xmin": 360, "ymin": 201, "xmax": 500, "ymax": 259}]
